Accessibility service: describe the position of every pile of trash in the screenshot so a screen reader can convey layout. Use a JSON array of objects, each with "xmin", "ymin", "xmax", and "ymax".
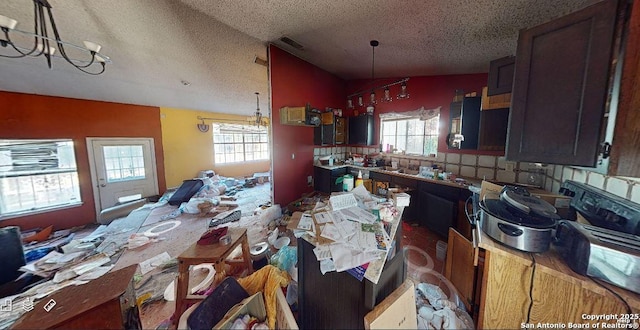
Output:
[{"xmin": 412, "ymin": 269, "xmax": 475, "ymax": 329}]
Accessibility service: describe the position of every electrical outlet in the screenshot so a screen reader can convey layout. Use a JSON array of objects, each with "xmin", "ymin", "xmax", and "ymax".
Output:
[
  {"xmin": 505, "ymin": 161, "xmax": 515, "ymax": 172},
  {"xmin": 307, "ymin": 176, "xmax": 313, "ymax": 185}
]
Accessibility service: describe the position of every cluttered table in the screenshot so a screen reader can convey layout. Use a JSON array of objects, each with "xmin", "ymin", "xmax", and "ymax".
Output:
[{"xmin": 285, "ymin": 185, "xmax": 407, "ymax": 329}]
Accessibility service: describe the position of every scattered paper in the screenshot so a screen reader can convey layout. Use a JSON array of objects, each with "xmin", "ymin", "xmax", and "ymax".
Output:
[
  {"xmin": 329, "ymin": 193, "xmax": 357, "ymax": 210},
  {"xmin": 339, "ymin": 206, "xmax": 377, "ymax": 224},
  {"xmin": 76, "ymin": 265, "xmax": 114, "ymax": 281},
  {"xmin": 139, "ymin": 252, "xmax": 172, "ymax": 275},
  {"xmin": 313, "ymin": 212, "xmax": 333, "ymax": 224},
  {"xmin": 329, "ymin": 243, "xmax": 380, "ymax": 272},
  {"xmin": 80, "ymin": 225, "xmax": 108, "ymax": 242},
  {"xmin": 320, "ymin": 259, "xmax": 336, "ymax": 275},
  {"xmin": 72, "ymin": 253, "xmax": 111, "ymax": 276},
  {"xmin": 297, "ymin": 214, "xmax": 314, "ymax": 231},
  {"xmin": 320, "ymin": 223, "xmax": 342, "ymax": 241},
  {"xmin": 351, "ymin": 184, "xmax": 373, "ymax": 202},
  {"xmin": 313, "ymin": 245, "xmax": 332, "ymax": 261}
]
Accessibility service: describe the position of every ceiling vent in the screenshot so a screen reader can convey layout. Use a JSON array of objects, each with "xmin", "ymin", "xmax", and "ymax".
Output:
[{"xmin": 279, "ymin": 36, "xmax": 304, "ymax": 50}]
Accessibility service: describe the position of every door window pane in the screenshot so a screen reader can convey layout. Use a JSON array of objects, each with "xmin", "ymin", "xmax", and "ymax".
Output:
[{"xmin": 103, "ymin": 146, "xmax": 146, "ymax": 183}]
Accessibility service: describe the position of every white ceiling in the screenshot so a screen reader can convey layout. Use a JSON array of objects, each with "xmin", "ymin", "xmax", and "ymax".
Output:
[{"xmin": 0, "ymin": 0, "xmax": 598, "ymax": 116}]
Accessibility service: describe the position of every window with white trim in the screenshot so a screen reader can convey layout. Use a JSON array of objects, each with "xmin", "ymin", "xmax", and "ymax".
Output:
[
  {"xmin": 0, "ymin": 139, "xmax": 81, "ymax": 217},
  {"xmin": 381, "ymin": 116, "xmax": 439, "ymax": 156},
  {"xmin": 213, "ymin": 124, "xmax": 269, "ymax": 164}
]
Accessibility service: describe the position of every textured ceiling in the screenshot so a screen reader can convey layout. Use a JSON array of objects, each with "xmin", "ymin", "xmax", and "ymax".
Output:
[{"xmin": 0, "ymin": 0, "xmax": 598, "ymax": 115}]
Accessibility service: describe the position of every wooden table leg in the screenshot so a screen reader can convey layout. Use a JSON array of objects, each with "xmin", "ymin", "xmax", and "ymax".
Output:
[
  {"xmin": 173, "ymin": 260, "xmax": 189, "ymax": 327},
  {"xmin": 241, "ymin": 234, "xmax": 254, "ymax": 274}
]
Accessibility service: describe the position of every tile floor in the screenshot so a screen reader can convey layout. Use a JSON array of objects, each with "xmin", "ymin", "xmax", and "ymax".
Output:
[
  {"xmin": 139, "ymin": 183, "xmax": 446, "ymax": 329},
  {"xmin": 401, "ymin": 221, "xmax": 446, "ymax": 278}
]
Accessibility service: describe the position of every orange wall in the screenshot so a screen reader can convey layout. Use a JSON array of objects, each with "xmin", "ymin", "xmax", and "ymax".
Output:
[
  {"xmin": 270, "ymin": 45, "xmax": 346, "ymax": 205},
  {"xmin": 0, "ymin": 91, "xmax": 166, "ymax": 231},
  {"xmin": 346, "ymin": 74, "xmax": 502, "ymax": 156}
]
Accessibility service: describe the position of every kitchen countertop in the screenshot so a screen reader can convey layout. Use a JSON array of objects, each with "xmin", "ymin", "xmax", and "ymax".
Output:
[
  {"xmin": 477, "ymin": 228, "xmax": 640, "ymax": 311},
  {"xmin": 314, "ymin": 163, "xmax": 482, "ymax": 189}
]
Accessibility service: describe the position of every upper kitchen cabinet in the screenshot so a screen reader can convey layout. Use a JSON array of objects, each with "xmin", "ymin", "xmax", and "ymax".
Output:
[
  {"xmin": 609, "ymin": 0, "xmax": 640, "ymax": 177},
  {"xmin": 448, "ymin": 96, "xmax": 481, "ymax": 149},
  {"xmin": 280, "ymin": 106, "xmax": 321, "ymax": 126},
  {"xmin": 348, "ymin": 114, "xmax": 374, "ymax": 145},
  {"xmin": 487, "ymin": 56, "xmax": 515, "ymax": 96},
  {"xmin": 506, "ymin": 0, "xmax": 620, "ymax": 167}
]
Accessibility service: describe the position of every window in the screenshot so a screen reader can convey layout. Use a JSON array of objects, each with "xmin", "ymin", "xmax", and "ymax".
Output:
[
  {"xmin": 103, "ymin": 145, "xmax": 146, "ymax": 182},
  {"xmin": 381, "ymin": 116, "xmax": 439, "ymax": 156},
  {"xmin": 213, "ymin": 124, "xmax": 269, "ymax": 164},
  {"xmin": 0, "ymin": 139, "xmax": 81, "ymax": 217}
]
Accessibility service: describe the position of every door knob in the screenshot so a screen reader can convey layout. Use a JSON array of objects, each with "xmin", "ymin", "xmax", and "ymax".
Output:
[{"xmin": 100, "ymin": 183, "xmax": 107, "ymax": 187}]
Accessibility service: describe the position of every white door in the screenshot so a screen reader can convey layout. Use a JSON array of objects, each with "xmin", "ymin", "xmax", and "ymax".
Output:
[{"xmin": 87, "ymin": 138, "xmax": 159, "ymax": 214}]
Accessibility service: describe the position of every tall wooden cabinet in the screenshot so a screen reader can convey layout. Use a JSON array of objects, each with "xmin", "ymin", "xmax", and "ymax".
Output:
[{"xmin": 506, "ymin": 0, "xmax": 619, "ymax": 166}]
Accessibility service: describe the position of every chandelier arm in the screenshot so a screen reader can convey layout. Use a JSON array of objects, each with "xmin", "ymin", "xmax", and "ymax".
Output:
[
  {"xmin": 70, "ymin": 62, "xmax": 105, "ymax": 75},
  {"xmin": 37, "ymin": 3, "xmax": 54, "ymax": 68},
  {"xmin": 44, "ymin": 5, "xmax": 97, "ymax": 69}
]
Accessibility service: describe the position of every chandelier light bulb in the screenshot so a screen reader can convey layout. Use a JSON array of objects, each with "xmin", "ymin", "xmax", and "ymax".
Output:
[
  {"xmin": 369, "ymin": 91, "xmax": 376, "ymax": 105},
  {"xmin": 82, "ymin": 41, "xmax": 102, "ymax": 53},
  {"xmin": 358, "ymin": 95, "xmax": 364, "ymax": 107},
  {"xmin": 0, "ymin": 15, "xmax": 17, "ymax": 30},
  {"xmin": 36, "ymin": 43, "xmax": 56, "ymax": 56},
  {"xmin": 347, "ymin": 99, "xmax": 354, "ymax": 109}
]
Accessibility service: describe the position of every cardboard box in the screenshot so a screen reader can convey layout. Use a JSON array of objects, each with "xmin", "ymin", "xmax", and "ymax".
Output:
[{"xmin": 480, "ymin": 180, "xmax": 571, "ymax": 218}]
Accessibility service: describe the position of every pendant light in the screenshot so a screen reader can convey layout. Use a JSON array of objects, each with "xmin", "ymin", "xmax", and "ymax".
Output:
[{"xmin": 346, "ymin": 40, "xmax": 410, "ymax": 109}]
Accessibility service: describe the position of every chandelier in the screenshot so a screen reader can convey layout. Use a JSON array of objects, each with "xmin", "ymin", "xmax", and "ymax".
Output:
[
  {"xmin": 346, "ymin": 40, "xmax": 409, "ymax": 112},
  {"xmin": 196, "ymin": 92, "xmax": 267, "ymax": 132},
  {"xmin": 0, "ymin": 0, "xmax": 110, "ymax": 75}
]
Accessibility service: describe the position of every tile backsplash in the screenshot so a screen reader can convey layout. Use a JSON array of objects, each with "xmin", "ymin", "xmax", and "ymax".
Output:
[{"xmin": 312, "ymin": 146, "xmax": 640, "ymax": 203}]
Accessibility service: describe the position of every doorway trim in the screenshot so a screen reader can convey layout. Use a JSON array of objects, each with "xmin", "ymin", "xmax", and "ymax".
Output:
[{"xmin": 86, "ymin": 137, "xmax": 159, "ymax": 220}]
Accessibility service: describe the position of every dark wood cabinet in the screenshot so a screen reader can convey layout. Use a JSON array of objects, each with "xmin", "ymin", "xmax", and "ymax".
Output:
[
  {"xmin": 417, "ymin": 181, "xmax": 461, "ymax": 239},
  {"xmin": 448, "ymin": 97, "xmax": 481, "ymax": 150},
  {"xmin": 487, "ymin": 56, "xmax": 515, "ymax": 96},
  {"xmin": 314, "ymin": 123, "xmax": 335, "ymax": 145},
  {"xmin": 335, "ymin": 117, "xmax": 347, "ymax": 144},
  {"xmin": 314, "ymin": 166, "xmax": 347, "ymax": 193},
  {"xmin": 297, "ymin": 226, "xmax": 405, "ymax": 329},
  {"xmin": 348, "ymin": 114, "xmax": 374, "ymax": 145},
  {"xmin": 506, "ymin": 0, "xmax": 619, "ymax": 166},
  {"xmin": 478, "ymin": 108, "xmax": 509, "ymax": 151},
  {"xmin": 609, "ymin": 0, "xmax": 640, "ymax": 177}
]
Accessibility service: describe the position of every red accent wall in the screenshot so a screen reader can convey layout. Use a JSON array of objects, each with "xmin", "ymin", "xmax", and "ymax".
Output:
[
  {"xmin": 346, "ymin": 74, "xmax": 504, "ymax": 156},
  {"xmin": 269, "ymin": 45, "xmax": 346, "ymax": 206},
  {"xmin": 0, "ymin": 91, "xmax": 166, "ymax": 231}
]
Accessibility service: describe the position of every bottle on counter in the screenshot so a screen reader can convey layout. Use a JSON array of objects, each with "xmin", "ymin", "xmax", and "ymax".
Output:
[{"xmin": 355, "ymin": 170, "xmax": 364, "ymax": 187}]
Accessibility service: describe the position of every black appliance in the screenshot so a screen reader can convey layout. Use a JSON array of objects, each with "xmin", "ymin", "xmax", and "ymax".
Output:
[
  {"xmin": 554, "ymin": 220, "xmax": 640, "ymax": 294},
  {"xmin": 559, "ymin": 180, "xmax": 640, "ymax": 236},
  {"xmin": 555, "ymin": 180, "xmax": 640, "ymax": 293}
]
